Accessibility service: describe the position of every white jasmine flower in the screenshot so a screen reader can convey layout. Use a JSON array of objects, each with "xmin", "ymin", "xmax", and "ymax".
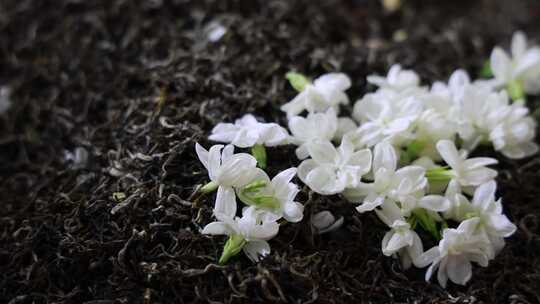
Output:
[
  {"xmin": 288, "ymin": 108, "xmax": 338, "ymax": 159},
  {"xmin": 416, "ymin": 218, "xmax": 492, "ymax": 287},
  {"xmin": 489, "ymin": 31, "xmax": 540, "ymax": 97},
  {"xmin": 433, "ymin": 140, "xmax": 498, "ymax": 187},
  {"xmin": 489, "ymin": 100, "xmax": 538, "ymax": 159},
  {"xmin": 344, "ymin": 141, "xmax": 428, "ymax": 213},
  {"xmin": 443, "ymin": 181, "xmax": 517, "ymax": 256},
  {"xmin": 376, "ymin": 200, "xmax": 424, "ymax": 269},
  {"xmin": 351, "ymin": 92, "xmax": 423, "ymax": 148},
  {"xmin": 195, "ymin": 143, "xmax": 260, "ymax": 214},
  {"xmin": 281, "ymin": 73, "xmax": 351, "ymax": 117},
  {"xmin": 410, "ymin": 109, "xmax": 457, "ymax": 160},
  {"xmin": 202, "ymin": 205, "xmax": 280, "ymax": 263},
  {"xmin": 311, "ymin": 210, "xmax": 344, "ymax": 234},
  {"xmin": 298, "ymin": 137, "xmax": 372, "ymax": 195},
  {"xmin": 367, "ymin": 64, "xmax": 421, "ymax": 92},
  {"xmin": 237, "ymin": 168, "xmax": 304, "ymax": 223},
  {"xmin": 457, "ymin": 86, "xmax": 510, "ymax": 151},
  {"xmin": 209, "ymin": 114, "xmax": 289, "ymax": 148}
]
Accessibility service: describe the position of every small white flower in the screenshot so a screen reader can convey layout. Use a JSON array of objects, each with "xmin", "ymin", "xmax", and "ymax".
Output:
[
  {"xmin": 489, "ymin": 100, "xmax": 538, "ymax": 159},
  {"xmin": 367, "ymin": 64, "xmax": 421, "ymax": 92},
  {"xmin": 288, "ymin": 108, "xmax": 338, "ymax": 159},
  {"xmin": 202, "ymin": 205, "xmax": 280, "ymax": 263},
  {"xmin": 435, "ymin": 140, "xmax": 498, "ymax": 187},
  {"xmin": 195, "ymin": 143, "xmax": 260, "ymax": 213},
  {"xmin": 416, "ymin": 218, "xmax": 492, "ymax": 287},
  {"xmin": 298, "ymin": 137, "xmax": 372, "ymax": 195},
  {"xmin": 209, "ymin": 114, "xmax": 289, "ymax": 148},
  {"xmin": 457, "ymin": 85, "xmax": 510, "ymax": 151},
  {"xmin": 376, "ymin": 200, "xmax": 424, "ymax": 269},
  {"xmin": 351, "ymin": 91, "xmax": 423, "ymax": 148},
  {"xmin": 237, "ymin": 168, "xmax": 304, "ymax": 223},
  {"xmin": 281, "ymin": 73, "xmax": 351, "ymax": 117},
  {"xmin": 344, "ymin": 141, "xmax": 428, "ymax": 213},
  {"xmin": 490, "ymin": 31, "xmax": 540, "ymax": 95},
  {"xmin": 443, "ymin": 181, "xmax": 517, "ymax": 256}
]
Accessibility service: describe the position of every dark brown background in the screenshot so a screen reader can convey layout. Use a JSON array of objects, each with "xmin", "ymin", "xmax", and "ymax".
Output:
[{"xmin": 1, "ymin": 0, "xmax": 540, "ymax": 303}]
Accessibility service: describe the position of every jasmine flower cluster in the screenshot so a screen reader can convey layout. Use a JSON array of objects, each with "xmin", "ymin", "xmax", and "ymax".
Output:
[{"xmin": 193, "ymin": 31, "xmax": 536, "ymax": 287}]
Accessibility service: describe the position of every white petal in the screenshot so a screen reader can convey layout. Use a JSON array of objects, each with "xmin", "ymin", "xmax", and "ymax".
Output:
[
  {"xmin": 437, "ymin": 258, "xmax": 449, "ymax": 288},
  {"xmin": 202, "ymin": 222, "xmax": 231, "ymax": 235},
  {"xmin": 436, "ymin": 140, "xmax": 461, "ymax": 169},
  {"xmin": 488, "ymin": 214, "xmax": 517, "ymax": 237},
  {"xmin": 271, "ymin": 167, "xmax": 297, "ymax": 191},
  {"xmin": 447, "ymin": 256, "xmax": 472, "ymax": 286},
  {"xmin": 511, "ymin": 31, "xmax": 527, "ymax": 58},
  {"xmin": 305, "ymin": 165, "xmax": 341, "ymax": 194},
  {"xmin": 419, "ymin": 195, "xmax": 451, "ymax": 212},
  {"xmin": 248, "ymin": 221, "xmax": 280, "ymax": 241},
  {"xmin": 462, "ymin": 157, "xmax": 498, "ymax": 169},
  {"xmin": 195, "ymin": 143, "xmax": 210, "ymax": 170},
  {"xmin": 214, "ymin": 186, "xmax": 237, "ymax": 218},
  {"xmin": 490, "ymin": 47, "xmax": 511, "ymax": 81},
  {"xmin": 283, "ymin": 201, "xmax": 304, "ymax": 223},
  {"xmin": 208, "ymin": 144, "xmax": 225, "ymax": 179},
  {"xmin": 356, "ymin": 193, "xmax": 385, "ymax": 213},
  {"xmin": 243, "ymin": 240, "xmax": 271, "ymax": 262},
  {"xmin": 373, "ymin": 141, "xmax": 398, "ymax": 172},
  {"xmin": 307, "ymin": 140, "xmax": 337, "ymax": 164},
  {"xmin": 472, "ymin": 180, "xmax": 496, "ymax": 209},
  {"xmin": 416, "ymin": 246, "xmax": 440, "ymax": 268}
]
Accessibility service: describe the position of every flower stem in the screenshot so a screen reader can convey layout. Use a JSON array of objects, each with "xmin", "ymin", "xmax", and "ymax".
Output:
[
  {"xmin": 251, "ymin": 144, "xmax": 267, "ymax": 169},
  {"xmin": 200, "ymin": 181, "xmax": 218, "ymax": 193}
]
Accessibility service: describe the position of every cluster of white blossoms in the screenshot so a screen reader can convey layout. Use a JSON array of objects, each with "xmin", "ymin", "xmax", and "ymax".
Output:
[{"xmin": 194, "ymin": 32, "xmax": 539, "ymax": 287}]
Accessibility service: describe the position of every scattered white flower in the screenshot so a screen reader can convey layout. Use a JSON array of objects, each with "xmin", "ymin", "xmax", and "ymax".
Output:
[
  {"xmin": 434, "ymin": 140, "xmax": 498, "ymax": 187},
  {"xmin": 237, "ymin": 167, "xmax": 304, "ymax": 223},
  {"xmin": 489, "ymin": 100, "xmax": 538, "ymax": 159},
  {"xmin": 281, "ymin": 73, "xmax": 351, "ymax": 117},
  {"xmin": 288, "ymin": 108, "xmax": 338, "ymax": 159},
  {"xmin": 311, "ymin": 210, "xmax": 344, "ymax": 234},
  {"xmin": 443, "ymin": 181, "xmax": 516, "ymax": 255},
  {"xmin": 344, "ymin": 141, "xmax": 428, "ymax": 213},
  {"xmin": 376, "ymin": 200, "xmax": 424, "ymax": 269},
  {"xmin": 416, "ymin": 218, "xmax": 492, "ymax": 287},
  {"xmin": 209, "ymin": 114, "xmax": 289, "ymax": 148},
  {"xmin": 195, "ymin": 143, "xmax": 260, "ymax": 215},
  {"xmin": 458, "ymin": 86, "xmax": 512, "ymax": 151},
  {"xmin": 367, "ymin": 64, "xmax": 421, "ymax": 92},
  {"xmin": 298, "ymin": 137, "xmax": 372, "ymax": 195},
  {"xmin": 489, "ymin": 31, "xmax": 540, "ymax": 96},
  {"xmin": 351, "ymin": 91, "xmax": 423, "ymax": 147},
  {"xmin": 202, "ymin": 205, "xmax": 279, "ymax": 263}
]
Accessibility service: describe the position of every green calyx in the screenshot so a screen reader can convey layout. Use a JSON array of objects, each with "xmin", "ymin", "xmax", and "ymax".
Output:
[
  {"xmin": 219, "ymin": 234, "xmax": 246, "ymax": 264},
  {"xmin": 506, "ymin": 79, "xmax": 525, "ymax": 101},
  {"xmin": 411, "ymin": 209, "xmax": 442, "ymax": 240},
  {"xmin": 401, "ymin": 140, "xmax": 426, "ymax": 163},
  {"xmin": 238, "ymin": 180, "xmax": 281, "ymax": 210},
  {"xmin": 251, "ymin": 144, "xmax": 267, "ymax": 169},
  {"xmin": 425, "ymin": 167, "xmax": 453, "ymax": 183},
  {"xmin": 480, "ymin": 60, "xmax": 493, "ymax": 78},
  {"xmin": 286, "ymin": 72, "xmax": 310, "ymax": 92}
]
